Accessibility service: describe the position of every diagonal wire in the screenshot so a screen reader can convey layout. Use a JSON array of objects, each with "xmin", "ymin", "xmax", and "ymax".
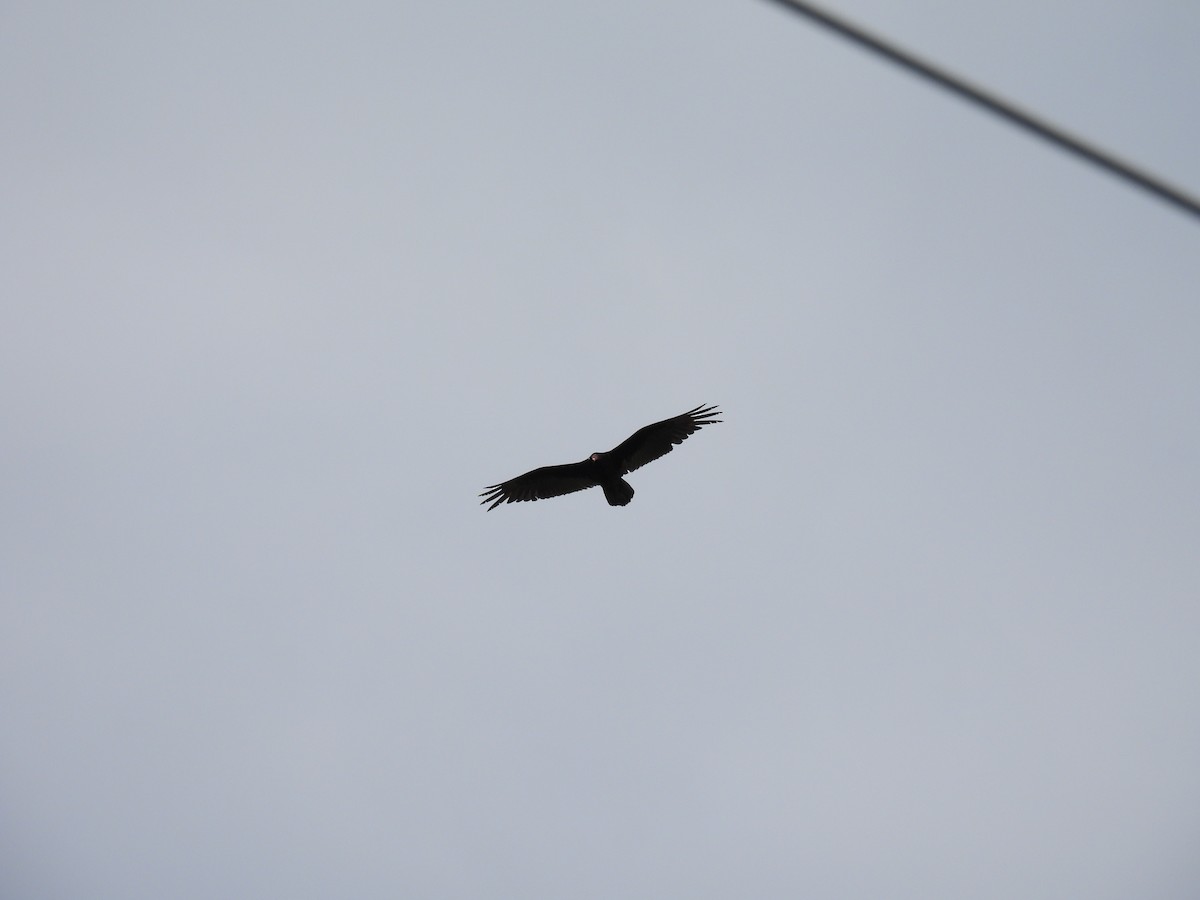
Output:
[{"xmin": 760, "ymin": 0, "xmax": 1200, "ymax": 222}]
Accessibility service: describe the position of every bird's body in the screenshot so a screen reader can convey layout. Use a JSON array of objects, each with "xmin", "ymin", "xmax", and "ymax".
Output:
[
  {"xmin": 587, "ymin": 451, "xmax": 636, "ymax": 506},
  {"xmin": 479, "ymin": 404, "xmax": 721, "ymax": 510}
]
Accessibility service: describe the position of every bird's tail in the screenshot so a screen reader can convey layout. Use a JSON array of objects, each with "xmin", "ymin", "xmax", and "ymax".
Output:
[{"xmin": 602, "ymin": 478, "xmax": 634, "ymax": 507}]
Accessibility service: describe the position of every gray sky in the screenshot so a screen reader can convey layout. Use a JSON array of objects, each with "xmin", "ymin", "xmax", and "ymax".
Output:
[{"xmin": 3, "ymin": 2, "xmax": 1199, "ymax": 898}]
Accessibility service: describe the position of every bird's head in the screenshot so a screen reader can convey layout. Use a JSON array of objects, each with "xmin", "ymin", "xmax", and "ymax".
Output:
[{"xmin": 589, "ymin": 452, "xmax": 606, "ymax": 462}]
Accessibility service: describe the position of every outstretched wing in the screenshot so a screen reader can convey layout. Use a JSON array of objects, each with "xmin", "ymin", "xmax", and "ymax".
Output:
[
  {"xmin": 610, "ymin": 404, "xmax": 722, "ymax": 475},
  {"xmin": 479, "ymin": 460, "xmax": 598, "ymax": 510}
]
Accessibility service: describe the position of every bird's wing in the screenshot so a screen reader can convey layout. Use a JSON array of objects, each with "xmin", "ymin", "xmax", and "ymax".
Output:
[
  {"xmin": 479, "ymin": 460, "xmax": 598, "ymax": 510},
  {"xmin": 610, "ymin": 404, "xmax": 722, "ymax": 475}
]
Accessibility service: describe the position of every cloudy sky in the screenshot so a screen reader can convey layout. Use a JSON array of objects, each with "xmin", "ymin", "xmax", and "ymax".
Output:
[{"xmin": 3, "ymin": 2, "xmax": 1199, "ymax": 898}]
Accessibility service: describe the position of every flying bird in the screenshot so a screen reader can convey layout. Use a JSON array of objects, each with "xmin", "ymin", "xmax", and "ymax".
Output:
[{"xmin": 480, "ymin": 404, "xmax": 722, "ymax": 510}]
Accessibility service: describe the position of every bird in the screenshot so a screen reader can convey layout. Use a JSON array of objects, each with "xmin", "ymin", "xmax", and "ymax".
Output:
[{"xmin": 479, "ymin": 404, "xmax": 722, "ymax": 510}]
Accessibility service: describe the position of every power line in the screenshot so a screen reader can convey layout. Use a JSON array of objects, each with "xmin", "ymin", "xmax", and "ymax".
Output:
[{"xmin": 760, "ymin": 0, "xmax": 1200, "ymax": 222}]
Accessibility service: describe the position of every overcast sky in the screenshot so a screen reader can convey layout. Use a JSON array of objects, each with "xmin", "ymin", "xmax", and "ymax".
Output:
[{"xmin": 3, "ymin": 2, "xmax": 1199, "ymax": 898}]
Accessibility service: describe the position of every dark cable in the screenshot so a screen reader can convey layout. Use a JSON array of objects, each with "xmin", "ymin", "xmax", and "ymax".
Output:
[{"xmin": 760, "ymin": 0, "xmax": 1200, "ymax": 221}]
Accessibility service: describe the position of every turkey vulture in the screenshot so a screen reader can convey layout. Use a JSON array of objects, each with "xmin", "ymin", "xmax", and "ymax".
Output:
[{"xmin": 479, "ymin": 404, "xmax": 721, "ymax": 510}]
